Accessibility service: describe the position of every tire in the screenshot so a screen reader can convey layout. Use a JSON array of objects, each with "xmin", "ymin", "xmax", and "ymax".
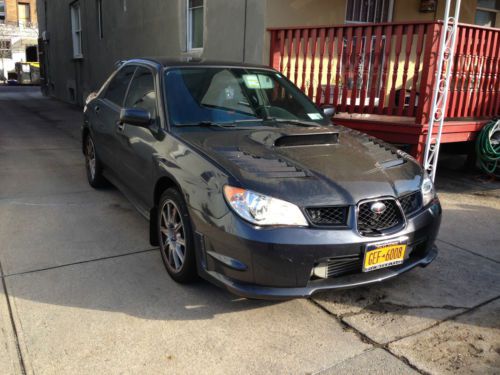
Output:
[
  {"xmin": 84, "ymin": 134, "xmax": 108, "ymax": 188},
  {"xmin": 157, "ymin": 188, "xmax": 198, "ymax": 283}
]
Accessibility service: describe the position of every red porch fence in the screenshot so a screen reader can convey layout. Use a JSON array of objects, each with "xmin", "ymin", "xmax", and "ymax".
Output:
[{"xmin": 268, "ymin": 21, "xmax": 500, "ymax": 160}]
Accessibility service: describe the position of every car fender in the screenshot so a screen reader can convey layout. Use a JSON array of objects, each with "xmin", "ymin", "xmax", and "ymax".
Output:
[{"xmin": 149, "ymin": 135, "xmax": 236, "ymax": 245}]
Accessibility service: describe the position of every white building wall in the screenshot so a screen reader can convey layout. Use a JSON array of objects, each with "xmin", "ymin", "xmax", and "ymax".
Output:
[{"xmin": 0, "ymin": 22, "xmax": 38, "ymax": 79}]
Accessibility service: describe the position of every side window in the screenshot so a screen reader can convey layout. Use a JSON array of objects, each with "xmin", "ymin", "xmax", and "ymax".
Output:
[
  {"xmin": 103, "ymin": 65, "xmax": 136, "ymax": 106},
  {"xmin": 124, "ymin": 67, "xmax": 157, "ymax": 121}
]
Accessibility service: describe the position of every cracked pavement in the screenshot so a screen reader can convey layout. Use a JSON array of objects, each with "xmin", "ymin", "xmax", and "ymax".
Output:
[{"xmin": 0, "ymin": 86, "xmax": 499, "ymax": 374}]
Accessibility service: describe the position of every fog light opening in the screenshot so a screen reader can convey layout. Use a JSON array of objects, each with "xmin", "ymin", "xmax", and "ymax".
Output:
[{"xmin": 312, "ymin": 262, "xmax": 328, "ymax": 279}]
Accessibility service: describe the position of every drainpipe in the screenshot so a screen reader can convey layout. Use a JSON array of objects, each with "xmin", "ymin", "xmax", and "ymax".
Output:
[{"xmin": 242, "ymin": 0, "xmax": 248, "ymax": 62}]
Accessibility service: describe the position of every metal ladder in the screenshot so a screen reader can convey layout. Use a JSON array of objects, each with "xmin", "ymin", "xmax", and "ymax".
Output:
[{"xmin": 423, "ymin": 0, "xmax": 462, "ymax": 181}]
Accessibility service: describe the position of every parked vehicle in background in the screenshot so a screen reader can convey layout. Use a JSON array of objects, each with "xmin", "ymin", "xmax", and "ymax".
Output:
[
  {"xmin": 15, "ymin": 62, "xmax": 40, "ymax": 85},
  {"xmin": 82, "ymin": 58, "xmax": 442, "ymax": 299}
]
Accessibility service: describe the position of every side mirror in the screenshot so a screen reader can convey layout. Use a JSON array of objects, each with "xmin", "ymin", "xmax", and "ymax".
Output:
[
  {"xmin": 321, "ymin": 105, "xmax": 336, "ymax": 117},
  {"xmin": 119, "ymin": 107, "xmax": 151, "ymax": 127}
]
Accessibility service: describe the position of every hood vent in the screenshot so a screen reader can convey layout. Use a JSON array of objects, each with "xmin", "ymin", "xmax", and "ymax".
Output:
[
  {"xmin": 274, "ymin": 132, "xmax": 339, "ymax": 147},
  {"xmin": 358, "ymin": 135, "xmax": 406, "ymax": 167},
  {"xmin": 214, "ymin": 148, "xmax": 307, "ymax": 178}
]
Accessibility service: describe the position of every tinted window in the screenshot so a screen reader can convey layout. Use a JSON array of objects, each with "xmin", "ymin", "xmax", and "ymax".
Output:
[
  {"xmin": 103, "ymin": 65, "xmax": 136, "ymax": 106},
  {"xmin": 164, "ymin": 68, "xmax": 327, "ymax": 126},
  {"xmin": 124, "ymin": 67, "xmax": 157, "ymax": 121}
]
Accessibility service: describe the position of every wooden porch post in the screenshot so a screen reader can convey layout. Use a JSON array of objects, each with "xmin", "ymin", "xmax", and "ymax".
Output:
[
  {"xmin": 413, "ymin": 22, "xmax": 442, "ymax": 162},
  {"xmin": 416, "ymin": 22, "xmax": 441, "ymax": 127},
  {"xmin": 269, "ymin": 30, "xmax": 282, "ymax": 71}
]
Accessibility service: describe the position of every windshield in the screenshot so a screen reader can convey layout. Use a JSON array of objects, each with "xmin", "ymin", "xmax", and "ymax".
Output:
[{"xmin": 164, "ymin": 67, "xmax": 330, "ymax": 126}]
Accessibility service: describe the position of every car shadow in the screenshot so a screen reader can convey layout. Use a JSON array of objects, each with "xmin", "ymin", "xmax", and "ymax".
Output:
[{"xmin": 4, "ymin": 202, "xmax": 498, "ymax": 330}]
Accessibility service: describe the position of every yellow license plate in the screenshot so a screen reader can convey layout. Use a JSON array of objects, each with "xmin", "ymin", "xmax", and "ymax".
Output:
[{"xmin": 363, "ymin": 238, "xmax": 407, "ymax": 272}]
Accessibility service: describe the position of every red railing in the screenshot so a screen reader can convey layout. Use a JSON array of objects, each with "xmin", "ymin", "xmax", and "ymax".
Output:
[{"xmin": 269, "ymin": 21, "xmax": 500, "ymax": 124}]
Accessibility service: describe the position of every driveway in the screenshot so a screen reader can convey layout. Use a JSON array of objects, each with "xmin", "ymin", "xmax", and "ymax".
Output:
[{"xmin": 0, "ymin": 86, "xmax": 498, "ymax": 374}]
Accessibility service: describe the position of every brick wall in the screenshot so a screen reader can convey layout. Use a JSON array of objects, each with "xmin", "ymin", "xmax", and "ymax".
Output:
[{"xmin": 5, "ymin": 0, "xmax": 37, "ymax": 25}]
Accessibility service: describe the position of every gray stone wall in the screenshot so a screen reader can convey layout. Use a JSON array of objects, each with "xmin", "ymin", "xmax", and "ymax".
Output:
[{"xmin": 37, "ymin": 0, "xmax": 266, "ymax": 105}]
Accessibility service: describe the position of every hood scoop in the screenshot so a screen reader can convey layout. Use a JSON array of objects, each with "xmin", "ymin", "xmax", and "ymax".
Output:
[
  {"xmin": 274, "ymin": 132, "xmax": 339, "ymax": 147},
  {"xmin": 249, "ymin": 130, "xmax": 339, "ymax": 148}
]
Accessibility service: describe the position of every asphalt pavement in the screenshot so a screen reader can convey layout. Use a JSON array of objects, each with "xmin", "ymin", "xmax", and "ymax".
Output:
[{"xmin": 0, "ymin": 86, "xmax": 498, "ymax": 374}]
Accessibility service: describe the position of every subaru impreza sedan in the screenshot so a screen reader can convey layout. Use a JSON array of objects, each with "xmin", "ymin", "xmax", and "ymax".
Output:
[{"xmin": 82, "ymin": 58, "xmax": 441, "ymax": 299}]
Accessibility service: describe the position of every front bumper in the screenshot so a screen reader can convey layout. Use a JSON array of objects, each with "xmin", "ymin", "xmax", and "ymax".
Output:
[
  {"xmin": 204, "ymin": 246, "xmax": 437, "ymax": 299},
  {"xmin": 193, "ymin": 200, "xmax": 441, "ymax": 299}
]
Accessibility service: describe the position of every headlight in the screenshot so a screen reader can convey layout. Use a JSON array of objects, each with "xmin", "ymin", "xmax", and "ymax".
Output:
[
  {"xmin": 421, "ymin": 172, "xmax": 436, "ymax": 206},
  {"xmin": 223, "ymin": 186, "xmax": 308, "ymax": 227}
]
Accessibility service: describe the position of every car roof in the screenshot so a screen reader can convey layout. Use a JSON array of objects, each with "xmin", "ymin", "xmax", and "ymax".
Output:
[{"xmin": 121, "ymin": 57, "xmax": 272, "ymax": 70}]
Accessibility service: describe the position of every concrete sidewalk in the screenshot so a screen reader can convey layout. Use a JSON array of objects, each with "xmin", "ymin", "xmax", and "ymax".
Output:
[{"xmin": 0, "ymin": 86, "xmax": 499, "ymax": 374}]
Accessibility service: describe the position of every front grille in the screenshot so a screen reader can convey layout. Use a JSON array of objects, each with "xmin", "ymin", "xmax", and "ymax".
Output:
[
  {"xmin": 306, "ymin": 206, "xmax": 348, "ymax": 226},
  {"xmin": 312, "ymin": 239, "xmax": 428, "ymax": 280},
  {"xmin": 326, "ymin": 256, "xmax": 362, "ymax": 278},
  {"xmin": 399, "ymin": 191, "xmax": 422, "ymax": 216},
  {"xmin": 357, "ymin": 199, "xmax": 404, "ymax": 236}
]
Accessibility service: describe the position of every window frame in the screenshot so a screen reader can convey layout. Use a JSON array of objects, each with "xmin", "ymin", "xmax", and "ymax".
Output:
[
  {"xmin": 0, "ymin": 0, "xmax": 6, "ymax": 22},
  {"xmin": 344, "ymin": 0, "xmax": 394, "ymax": 24},
  {"xmin": 0, "ymin": 40, "xmax": 12, "ymax": 59},
  {"xmin": 475, "ymin": 0, "xmax": 500, "ymax": 28},
  {"xmin": 70, "ymin": 2, "xmax": 83, "ymax": 59},
  {"xmin": 17, "ymin": 2, "xmax": 31, "ymax": 26},
  {"xmin": 101, "ymin": 64, "xmax": 137, "ymax": 108},
  {"xmin": 186, "ymin": 0, "xmax": 204, "ymax": 52},
  {"xmin": 123, "ymin": 65, "xmax": 160, "ymax": 126}
]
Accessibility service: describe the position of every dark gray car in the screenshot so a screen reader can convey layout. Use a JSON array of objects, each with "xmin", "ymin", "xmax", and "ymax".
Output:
[{"xmin": 82, "ymin": 58, "xmax": 441, "ymax": 299}]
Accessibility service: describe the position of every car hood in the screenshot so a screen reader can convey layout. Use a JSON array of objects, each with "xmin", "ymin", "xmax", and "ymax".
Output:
[{"xmin": 174, "ymin": 125, "xmax": 423, "ymax": 206}]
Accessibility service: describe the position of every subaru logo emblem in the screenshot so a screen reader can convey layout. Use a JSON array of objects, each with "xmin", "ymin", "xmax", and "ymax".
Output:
[{"xmin": 370, "ymin": 202, "xmax": 387, "ymax": 214}]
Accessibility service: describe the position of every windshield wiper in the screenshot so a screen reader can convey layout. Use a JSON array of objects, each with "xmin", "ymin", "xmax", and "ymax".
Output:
[
  {"xmin": 176, "ymin": 121, "xmax": 236, "ymax": 128},
  {"xmin": 176, "ymin": 119, "xmax": 271, "ymax": 129},
  {"xmin": 265, "ymin": 118, "xmax": 321, "ymax": 127}
]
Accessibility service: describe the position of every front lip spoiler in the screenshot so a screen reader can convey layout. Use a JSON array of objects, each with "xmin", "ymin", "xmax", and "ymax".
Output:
[{"xmin": 202, "ymin": 246, "xmax": 438, "ymax": 300}]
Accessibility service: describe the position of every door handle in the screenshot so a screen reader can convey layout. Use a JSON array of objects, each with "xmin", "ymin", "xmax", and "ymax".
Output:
[{"xmin": 94, "ymin": 105, "xmax": 100, "ymax": 114}]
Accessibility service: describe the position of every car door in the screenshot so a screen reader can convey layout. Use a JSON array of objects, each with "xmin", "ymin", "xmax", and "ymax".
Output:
[
  {"xmin": 114, "ymin": 65, "xmax": 160, "ymax": 206},
  {"xmin": 91, "ymin": 65, "xmax": 136, "ymax": 172}
]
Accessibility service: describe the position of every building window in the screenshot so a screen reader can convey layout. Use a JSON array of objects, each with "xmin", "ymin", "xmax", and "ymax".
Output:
[
  {"xmin": 187, "ymin": 0, "xmax": 204, "ymax": 50},
  {"xmin": 18, "ymin": 2, "xmax": 31, "ymax": 26},
  {"xmin": 345, "ymin": 0, "xmax": 393, "ymax": 23},
  {"xmin": 475, "ymin": 0, "xmax": 499, "ymax": 27},
  {"xmin": 0, "ymin": 40, "xmax": 12, "ymax": 59},
  {"xmin": 0, "ymin": 1, "xmax": 5, "ymax": 23},
  {"xmin": 70, "ymin": 2, "xmax": 83, "ymax": 58},
  {"xmin": 97, "ymin": 0, "xmax": 103, "ymax": 39}
]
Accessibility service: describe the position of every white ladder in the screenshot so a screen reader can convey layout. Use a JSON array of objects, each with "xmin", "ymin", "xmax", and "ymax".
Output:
[{"xmin": 423, "ymin": 0, "xmax": 462, "ymax": 181}]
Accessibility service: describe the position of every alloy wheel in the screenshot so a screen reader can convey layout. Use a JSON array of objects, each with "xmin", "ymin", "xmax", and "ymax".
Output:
[
  {"xmin": 85, "ymin": 137, "xmax": 96, "ymax": 180},
  {"xmin": 160, "ymin": 199, "xmax": 186, "ymax": 272}
]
